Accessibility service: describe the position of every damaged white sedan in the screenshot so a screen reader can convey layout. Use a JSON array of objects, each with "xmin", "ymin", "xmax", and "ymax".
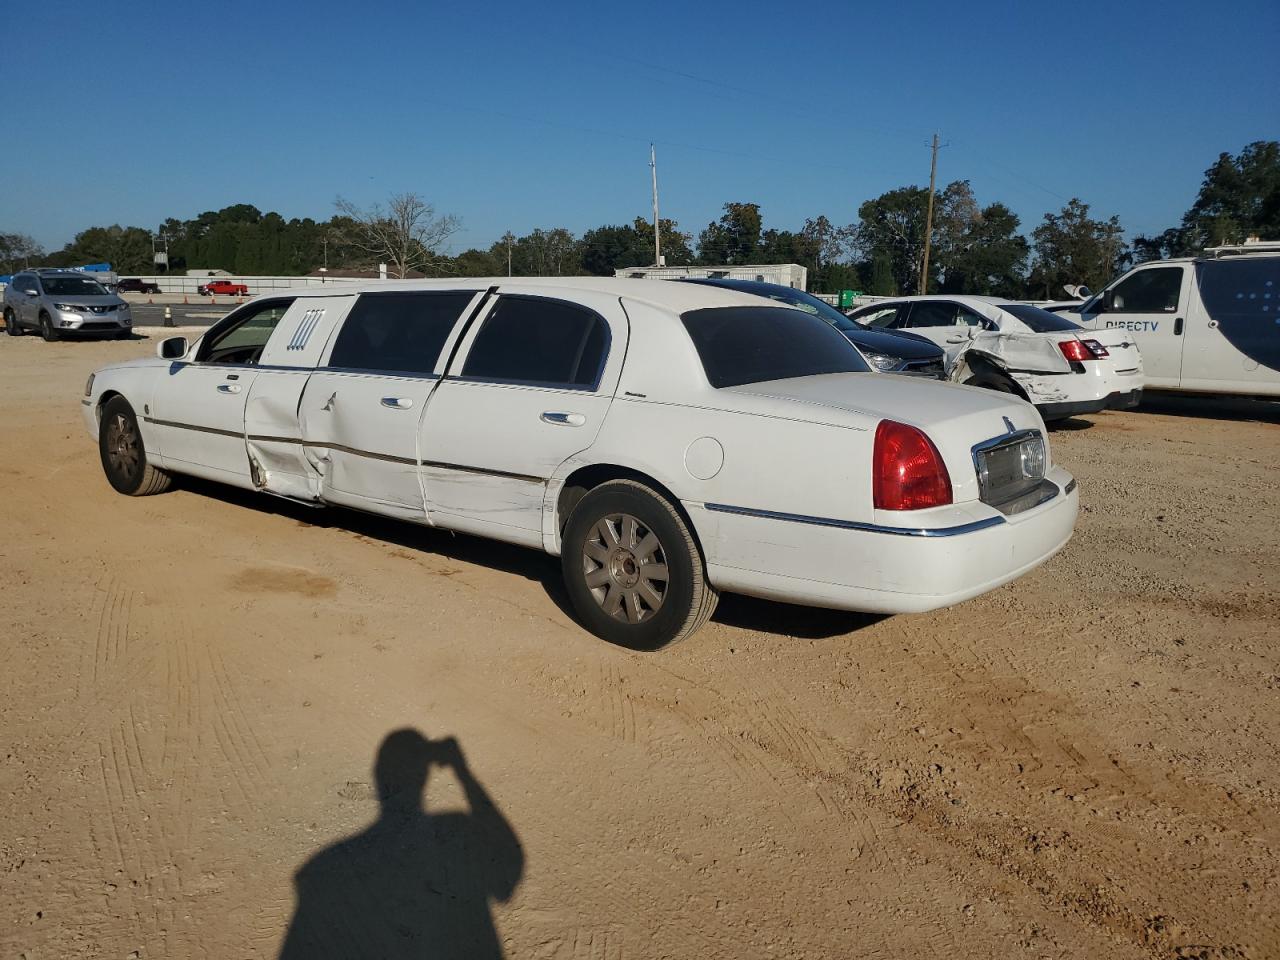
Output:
[
  {"xmin": 83, "ymin": 279, "xmax": 1078, "ymax": 649},
  {"xmin": 849, "ymin": 296, "xmax": 1144, "ymax": 421}
]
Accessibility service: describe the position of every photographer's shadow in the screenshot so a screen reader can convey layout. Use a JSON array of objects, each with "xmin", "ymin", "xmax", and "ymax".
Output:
[{"xmin": 280, "ymin": 729, "xmax": 523, "ymax": 959}]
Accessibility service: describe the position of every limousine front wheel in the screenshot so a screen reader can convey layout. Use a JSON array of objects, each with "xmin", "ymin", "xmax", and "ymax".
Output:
[
  {"xmin": 562, "ymin": 480, "xmax": 717, "ymax": 649},
  {"xmin": 99, "ymin": 396, "xmax": 173, "ymax": 496}
]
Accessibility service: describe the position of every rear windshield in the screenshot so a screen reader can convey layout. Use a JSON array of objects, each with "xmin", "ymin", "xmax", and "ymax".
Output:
[
  {"xmin": 681, "ymin": 306, "xmax": 871, "ymax": 388},
  {"xmin": 1001, "ymin": 303, "xmax": 1082, "ymax": 332},
  {"xmin": 40, "ymin": 276, "xmax": 108, "ymax": 296}
]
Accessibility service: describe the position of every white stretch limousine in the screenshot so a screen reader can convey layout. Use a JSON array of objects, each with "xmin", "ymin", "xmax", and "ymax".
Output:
[{"xmin": 83, "ymin": 279, "xmax": 1079, "ymax": 648}]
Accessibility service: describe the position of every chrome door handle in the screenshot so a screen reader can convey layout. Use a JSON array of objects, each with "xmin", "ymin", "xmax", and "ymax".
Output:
[
  {"xmin": 541, "ymin": 411, "xmax": 586, "ymax": 426},
  {"xmin": 217, "ymin": 383, "xmax": 241, "ymax": 394},
  {"xmin": 381, "ymin": 397, "xmax": 413, "ymax": 409}
]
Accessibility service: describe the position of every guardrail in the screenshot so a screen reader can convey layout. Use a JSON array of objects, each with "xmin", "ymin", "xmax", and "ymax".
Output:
[{"xmin": 120, "ymin": 275, "xmax": 364, "ymax": 295}]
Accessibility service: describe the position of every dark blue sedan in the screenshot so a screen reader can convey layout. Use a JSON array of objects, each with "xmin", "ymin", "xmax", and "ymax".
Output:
[{"xmin": 676, "ymin": 278, "xmax": 946, "ymax": 378}]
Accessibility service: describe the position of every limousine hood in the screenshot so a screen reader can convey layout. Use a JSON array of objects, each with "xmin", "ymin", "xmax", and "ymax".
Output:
[{"xmin": 724, "ymin": 373, "xmax": 1047, "ymax": 496}]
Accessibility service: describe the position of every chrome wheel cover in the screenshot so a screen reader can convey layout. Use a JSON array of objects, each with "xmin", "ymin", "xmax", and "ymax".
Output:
[
  {"xmin": 106, "ymin": 413, "xmax": 141, "ymax": 479},
  {"xmin": 582, "ymin": 513, "xmax": 669, "ymax": 624}
]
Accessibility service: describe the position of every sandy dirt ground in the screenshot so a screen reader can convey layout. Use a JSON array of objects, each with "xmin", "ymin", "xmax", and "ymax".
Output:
[{"xmin": 2, "ymin": 335, "xmax": 1278, "ymax": 959}]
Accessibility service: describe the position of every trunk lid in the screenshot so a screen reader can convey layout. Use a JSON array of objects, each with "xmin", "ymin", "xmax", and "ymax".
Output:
[
  {"xmin": 1081, "ymin": 327, "xmax": 1144, "ymax": 373},
  {"xmin": 725, "ymin": 373, "xmax": 1047, "ymax": 505}
]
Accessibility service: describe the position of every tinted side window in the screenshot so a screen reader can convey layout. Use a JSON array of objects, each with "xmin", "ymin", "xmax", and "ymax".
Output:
[
  {"xmin": 681, "ymin": 306, "xmax": 870, "ymax": 388},
  {"xmin": 905, "ymin": 302, "xmax": 958, "ymax": 327},
  {"xmin": 1111, "ymin": 267, "xmax": 1182, "ymax": 312},
  {"xmin": 329, "ymin": 292, "xmax": 473, "ymax": 375},
  {"xmin": 462, "ymin": 296, "xmax": 610, "ymax": 389},
  {"xmin": 200, "ymin": 299, "xmax": 296, "ymax": 364}
]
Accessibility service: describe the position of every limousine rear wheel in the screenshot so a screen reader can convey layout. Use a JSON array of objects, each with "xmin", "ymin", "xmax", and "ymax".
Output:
[
  {"xmin": 99, "ymin": 396, "xmax": 173, "ymax": 496},
  {"xmin": 562, "ymin": 480, "xmax": 717, "ymax": 649}
]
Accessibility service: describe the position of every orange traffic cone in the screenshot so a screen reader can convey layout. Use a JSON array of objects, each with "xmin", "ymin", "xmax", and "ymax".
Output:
[
  {"xmin": 210, "ymin": 295, "xmax": 216, "ymax": 304},
  {"xmin": 147, "ymin": 295, "xmax": 153, "ymax": 304},
  {"xmin": 183, "ymin": 294, "xmax": 189, "ymax": 304}
]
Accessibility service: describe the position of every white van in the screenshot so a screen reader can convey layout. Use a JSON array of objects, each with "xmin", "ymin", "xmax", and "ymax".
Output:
[{"xmin": 1065, "ymin": 241, "xmax": 1280, "ymax": 397}]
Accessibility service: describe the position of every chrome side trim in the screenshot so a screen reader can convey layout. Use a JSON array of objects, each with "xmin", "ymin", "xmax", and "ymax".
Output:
[
  {"xmin": 143, "ymin": 416, "xmax": 243, "ymax": 439},
  {"xmin": 703, "ymin": 502, "xmax": 1006, "ymax": 537},
  {"xmin": 242, "ymin": 432, "xmax": 545, "ymax": 481},
  {"xmin": 318, "ymin": 442, "xmax": 416, "ymax": 466},
  {"xmin": 420, "ymin": 460, "xmax": 544, "ymax": 484}
]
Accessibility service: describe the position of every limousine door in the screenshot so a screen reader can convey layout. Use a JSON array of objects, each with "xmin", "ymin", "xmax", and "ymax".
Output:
[
  {"xmin": 244, "ymin": 295, "xmax": 353, "ymax": 500},
  {"xmin": 420, "ymin": 288, "xmax": 628, "ymax": 546},
  {"xmin": 297, "ymin": 290, "xmax": 485, "ymax": 520},
  {"xmin": 149, "ymin": 299, "xmax": 296, "ymax": 484}
]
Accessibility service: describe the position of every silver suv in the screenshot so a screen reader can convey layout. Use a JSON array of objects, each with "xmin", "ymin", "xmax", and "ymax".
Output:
[{"xmin": 3, "ymin": 269, "xmax": 133, "ymax": 340}]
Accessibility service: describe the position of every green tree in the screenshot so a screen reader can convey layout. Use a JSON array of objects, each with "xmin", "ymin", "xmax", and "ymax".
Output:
[
  {"xmin": 632, "ymin": 217, "xmax": 694, "ymax": 267},
  {"xmin": 453, "ymin": 246, "xmax": 506, "ymax": 277},
  {"xmin": 852, "ymin": 186, "xmax": 929, "ymax": 294},
  {"xmin": 938, "ymin": 202, "xmax": 1029, "ymax": 297},
  {"xmin": 59, "ymin": 225, "xmax": 155, "ymax": 273},
  {"xmin": 580, "ymin": 223, "xmax": 643, "ymax": 275},
  {"xmin": 1028, "ymin": 199, "xmax": 1126, "ymax": 299},
  {"xmin": 697, "ymin": 203, "xmax": 762, "ymax": 264},
  {"xmin": 1180, "ymin": 140, "xmax": 1280, "ymax": 248}
]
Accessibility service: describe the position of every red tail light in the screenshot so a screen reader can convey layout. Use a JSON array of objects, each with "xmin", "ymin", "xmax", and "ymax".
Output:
[
  {"xmin": 1058, "ymin": 339, "xmax": 1097, "ymax": 362},
  {"xmin": 873, "ymin": 420, "xmax": 953, "ymax": 511}
]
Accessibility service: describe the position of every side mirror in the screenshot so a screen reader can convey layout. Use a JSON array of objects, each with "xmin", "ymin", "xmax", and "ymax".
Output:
[
  {"xmin": 1100, "ymin": 289, "xmax": 1115, "ymax": 312},
  {"xmin": 158, "ymin": 336, "xmax": 188, "ymax": 360}
]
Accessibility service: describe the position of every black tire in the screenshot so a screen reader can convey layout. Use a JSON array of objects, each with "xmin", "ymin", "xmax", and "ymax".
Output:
[
  {"xmin": 964, "ymin": 373, "xmax": 1020, "ymax": 397},
  {"xmin": 114, "ymin": 329, "xmax": 132, "ymax": 340},
  {"xmin": 99, "ymin": 396, "xmax": 172, "ymax": 496},
  {"xmin": 3, "ymin": 308, "xmax": 20, "ymax": 336},
  {"xmin": 561, "ymin": 479, "xmax": 717, "ymax": 649},
  {"xmin": 39, "ymin": 312, "xmax": 58, "ymax": 342}
]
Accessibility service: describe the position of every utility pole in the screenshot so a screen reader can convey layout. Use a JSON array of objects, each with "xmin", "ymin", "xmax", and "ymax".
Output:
[
  {"xmin": 505, "ymin": 231, "xmax": 513, "ymax": 277},
  {"xmin": 919, "ymin": 132, "xmax": 940, "ymax": 296},
  {"xmin": 650, "ymin": 143, "xmax": 661, "ymax": 267}
]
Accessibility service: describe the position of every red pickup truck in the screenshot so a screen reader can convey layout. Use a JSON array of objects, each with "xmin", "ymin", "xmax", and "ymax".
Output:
[{"xmin": 197, "ymin": 280, "xmax": 249, "ymax": 296}]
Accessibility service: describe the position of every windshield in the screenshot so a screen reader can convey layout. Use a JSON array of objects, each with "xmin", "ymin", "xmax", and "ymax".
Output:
[
  {"xmin": 40, "ymin": 276, "xmax": 108, "ymax": 297},
  {"xmin": 1000, "ymin": 303, "xmax": 1083, "ymax": 332},
  {"xmin": 681, "ymin": 306, "xmax": 871, "ymax": 388}
]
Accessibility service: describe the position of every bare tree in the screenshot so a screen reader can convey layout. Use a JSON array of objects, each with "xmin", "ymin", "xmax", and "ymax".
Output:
[
  {"xmin": 0, "ymin": 232, "xmax": 44, "ymax": 273},
  {"xmin": 333, "ymin": 193, "xmax": 460, "ymax": 278}
]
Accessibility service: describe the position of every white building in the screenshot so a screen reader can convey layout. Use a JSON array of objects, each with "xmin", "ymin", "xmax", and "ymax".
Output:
[{"xmin": 613, "ymin": 263, "xmax": 807, "ymax": 289}]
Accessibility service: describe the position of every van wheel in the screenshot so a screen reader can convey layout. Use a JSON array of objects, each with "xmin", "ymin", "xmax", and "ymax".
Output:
[
  {"xmin": 99, "ymin": 396, "xmax": 172, "ymax": 496},
  {"xmin": 561, "ymin": 479, "xmax": 717, "ymax": 649},
  {"xmin": 39, "ymin": 312, "xmax": 58, "ymax": 341},
  {"xmin": 3, "ymin": 308, "xmax": 20, "ymax": 336}
]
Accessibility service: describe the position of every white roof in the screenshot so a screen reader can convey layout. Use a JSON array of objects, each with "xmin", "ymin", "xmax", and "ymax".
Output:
[{"xmin": 296, "ymin": 276, "xmax": 773, "ymax": 313}]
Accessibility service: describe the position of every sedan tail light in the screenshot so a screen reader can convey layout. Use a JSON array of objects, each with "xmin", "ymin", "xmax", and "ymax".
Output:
[
  {"xmin": 1082, "ymin": 338, "xmax": 1109, "ymax": 358},
  {"xmin": 873, "ymin": 420, "xmax": 953, "ymax": 511},
  {"xmin": 1058, "ymin": 338, "xmax": 1106, "ymax": 362}
]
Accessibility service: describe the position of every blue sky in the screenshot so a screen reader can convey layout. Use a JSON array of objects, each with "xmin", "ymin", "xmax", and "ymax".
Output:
[{"xmin": 4, "ymin": 0, "xmax": 1278, "ymax": 254}]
